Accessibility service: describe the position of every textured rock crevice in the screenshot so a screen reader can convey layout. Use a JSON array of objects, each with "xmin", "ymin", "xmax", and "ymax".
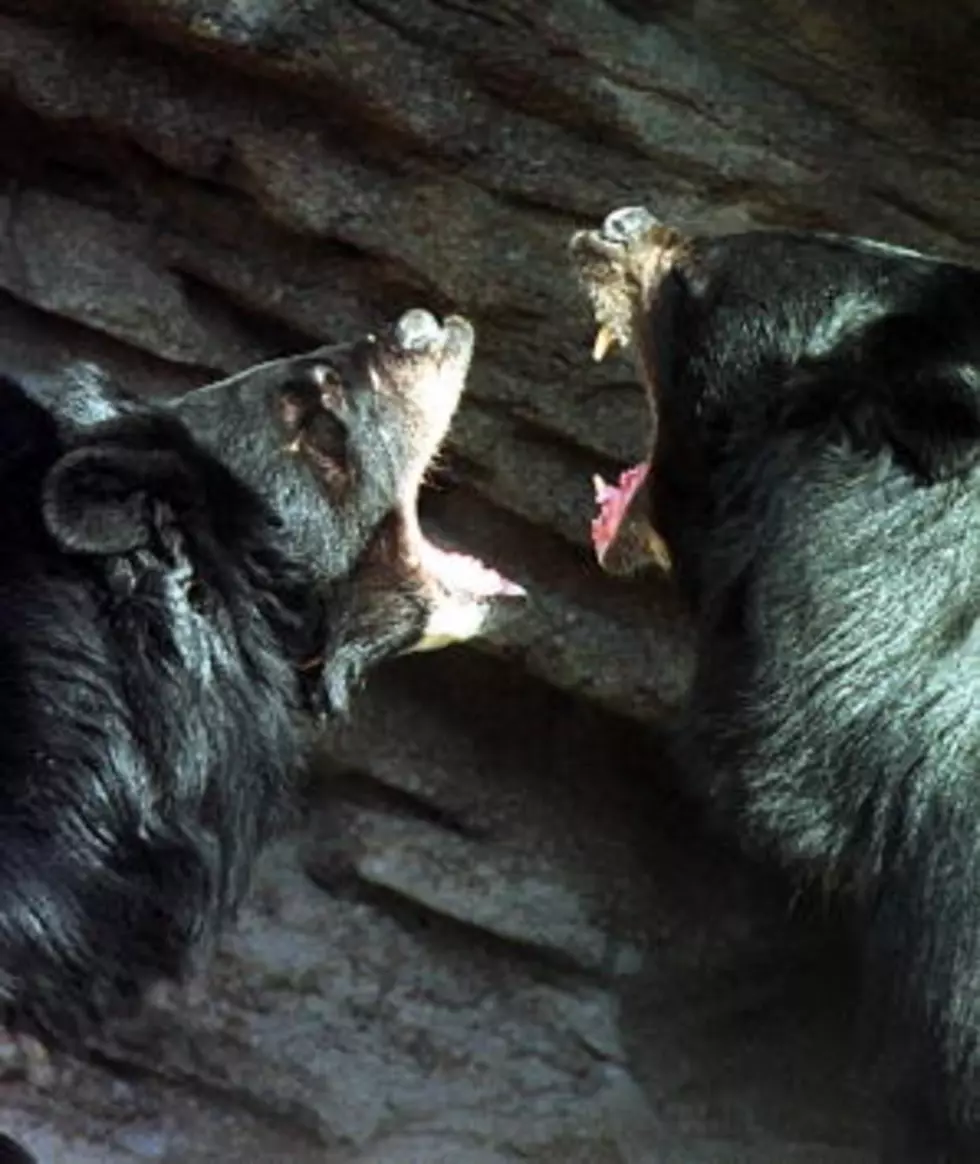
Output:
[{"xmin": 0, "ymin": 1, "xmax": 974, "ymax": 1159}]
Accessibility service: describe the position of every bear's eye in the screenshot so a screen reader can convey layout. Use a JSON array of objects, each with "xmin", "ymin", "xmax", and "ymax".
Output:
[
  {"xmin": 313, "ymin": 365, "xmax": 345, "ymax": 401},
  {"xmin": 303, "ymin": 408, "xmax": 348, "ymax": 464},
  {"xmin": 279, "ymin": 379, "xmax": 321, "ymax": 433},
  {"xmin": 278, "ymin": 369, "xmax": 351, "ymax": 485}
]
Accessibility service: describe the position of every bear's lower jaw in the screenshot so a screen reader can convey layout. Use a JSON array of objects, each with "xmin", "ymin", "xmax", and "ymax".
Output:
[{"xmin": 406, "ymin": 523, "xmax": 526, "ymax": 655}]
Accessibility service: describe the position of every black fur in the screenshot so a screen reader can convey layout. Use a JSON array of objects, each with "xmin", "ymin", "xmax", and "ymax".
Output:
[
  {"xmin": 0, "ymin": 314, "xmax": 475, "ymax": 1052},
  {"xmin": 588, "ymin": 224, "xmax": 980, "ymax": 1160}
]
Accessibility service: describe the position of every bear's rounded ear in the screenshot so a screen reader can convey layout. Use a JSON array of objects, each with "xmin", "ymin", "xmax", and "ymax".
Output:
[{"xmin": 42, "ymin": 444, "xmax": 196, "ymax": 556}]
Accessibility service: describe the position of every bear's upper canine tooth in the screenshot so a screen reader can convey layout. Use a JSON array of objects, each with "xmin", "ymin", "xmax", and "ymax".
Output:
[{"xmin": 592, "ymin": 324, "xmax": 618, "ymax": 362}]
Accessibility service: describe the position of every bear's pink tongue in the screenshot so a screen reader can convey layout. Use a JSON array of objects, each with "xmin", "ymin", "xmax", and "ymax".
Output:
[{"xmin": 590, "ymin": 461, "xmax": 650, "ymax": 566}]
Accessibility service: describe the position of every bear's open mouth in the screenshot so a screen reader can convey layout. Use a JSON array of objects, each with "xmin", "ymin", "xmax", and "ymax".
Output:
[
  {"xmin": 406, "ymin": 528, "xmax": 526, "ymax": 654},
  {"xmin": 378, "ymin": 308, "xmax": 526, "ymax": 651},
  {"xmin": 380, "ymin": 310, "xmax": 526, "ymax": 603},
  {"xmin": 591, "ymin": 461, "xmax": 650, "ymax": 566},
  {"xmin": 569, "ymin": 207, "xmax": 680, "ymax": 576}
]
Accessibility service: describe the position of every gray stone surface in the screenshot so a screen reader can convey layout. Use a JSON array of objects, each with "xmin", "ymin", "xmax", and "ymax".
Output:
[{"xmin": 0, "ymin": 1, "xmax": 973, "ymax": 1158}]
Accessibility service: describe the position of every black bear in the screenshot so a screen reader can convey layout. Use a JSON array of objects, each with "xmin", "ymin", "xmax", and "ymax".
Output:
[
  {"xmin": 572, "ymin": 208, "xmax": 980, "ymax": 1162},
  {"xmin": 0, "ymin": 306, "xmax": 522, "ymax": 1059}
]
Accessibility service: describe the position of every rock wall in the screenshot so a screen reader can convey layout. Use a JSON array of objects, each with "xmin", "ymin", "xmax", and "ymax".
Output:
[{"xmin": 0, "ymin": 2, "xmax": 974, "ymax": 1160}]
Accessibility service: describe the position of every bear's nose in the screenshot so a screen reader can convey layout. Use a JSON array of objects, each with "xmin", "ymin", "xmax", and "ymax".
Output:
[
  {"xmin": 394, "ymin": 309, "xmax": 444, "ymax": 352},
  {"xmin": 601, "ymin": 206, "xmax": 658, "ymax": 245}
]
